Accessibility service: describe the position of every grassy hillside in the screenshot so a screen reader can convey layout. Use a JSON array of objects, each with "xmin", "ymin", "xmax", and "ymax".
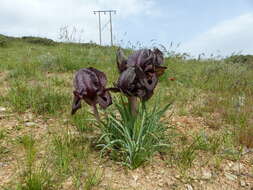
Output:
[{"xmin": 0, "ymin": 35, "xmax": 253, "ymax": 189}]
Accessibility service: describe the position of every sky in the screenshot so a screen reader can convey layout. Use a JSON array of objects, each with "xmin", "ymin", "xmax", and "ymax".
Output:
[{"xmin": 1, "ymin": 0, "xmax": 253, "ymax": 57}]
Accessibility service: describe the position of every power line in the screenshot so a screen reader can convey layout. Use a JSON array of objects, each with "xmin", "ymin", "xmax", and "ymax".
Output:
[{"xmin": 93, "ymin": 10, "xmax": 116, "ymax": 46}]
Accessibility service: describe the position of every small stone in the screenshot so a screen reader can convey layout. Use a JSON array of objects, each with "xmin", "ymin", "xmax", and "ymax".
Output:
[
  {"xmin": 224, "ymin": 161, "xmax": 234, "ymax": 171},
  {"xmin": 227, "ymin": 161, "xmax": 233, "ymax": 167},
  {"xmin": 231, "ymin": 163, "xmax": 244, "ymax": 173},
  {"xmin": 0, "ymin": 162, "xmax": 7, "ymax": 167},
  {"xmin": 28, "ymin": 114, "xmax": 33, "ymax": 120},
  {"xmin": 242, "ymin": 147, "xmax": 253, "ymax": 154},
  {"xmin": 24, "ymin": 113, "xmax": 33, "ymax": 121},
  {"xmin": 25, "ymin": 122, "xmax": 36, "ymax": 127},
  {"xmin": 224, "ymin": 165, "xmax": 230, "ymax": 171},
  {"xmin": 132, "ymin": 175, "xmax": 138, "ymax": 181},
  {"xmin": 185, "ymin": 184, "xmax": 193, "ymax": 190},
  {"xmin": 0, "ymin": 107, "xmax": 6, "ymax": 112},
  {"xmin": 175, "ymin": 175, "xmax": 181, "ymax": 179},
  {"xmin": 202, "ymin": 170, "xmax": 212, "ymax": 180},
  {"xmin": 63, "ymin": 177, "xmax": 72, "ymax": 189},
  {"xmin": 225, "ymin": 173, "xmax": 237, "ymax": 181},
  {"xmin": 240, "ymin": 180, "xmax": 246, "ymax": 187},
  {"xmin": 158, "ymin": 179, "xmax": 164, "ymax": 187}
]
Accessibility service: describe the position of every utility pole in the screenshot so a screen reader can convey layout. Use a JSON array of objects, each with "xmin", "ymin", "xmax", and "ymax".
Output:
[{"xmin": 93, "ymin": 10, "xmax": 116, "ymax": 46}]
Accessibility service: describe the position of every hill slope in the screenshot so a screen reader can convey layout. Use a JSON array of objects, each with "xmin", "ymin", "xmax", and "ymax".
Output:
[{"xmin": 0, "ymin": 35, "xmax": 253, "ymax": 189}]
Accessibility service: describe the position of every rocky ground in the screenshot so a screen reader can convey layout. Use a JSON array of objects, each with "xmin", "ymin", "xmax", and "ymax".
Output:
[{"xmin": 1, "ymin": 105, "xmax": 252, "ymax": 190}]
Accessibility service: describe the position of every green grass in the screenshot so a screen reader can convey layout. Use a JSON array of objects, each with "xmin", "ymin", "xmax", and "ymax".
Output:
[
  {"xmin": 176, "ymin": 138, "xmax": 198, "ymax": 171},
  {"xmin": 15, "ymin": 135, "xmax": 54, "ymax": 190},
  {"xmin": 0, "ymin": 129, "xmax": 5, "ymax": 140},
  {"xmin": 70, "ymin": 109, "xmax": 94, "ymax": 133},
  {"xmin": 5, "ymin": 80, "xmax": 70, "ymax": 115},
  {"xmin": 9, "ymin": 129, "xmax": 101, "ymax": 190},
  {"xmin": 50, "ymin": 127, "xmax": 102, "ymax": 189},
  {"xmin": 8, "ymin": 60, "xmax": 41, "ymax": 80}
]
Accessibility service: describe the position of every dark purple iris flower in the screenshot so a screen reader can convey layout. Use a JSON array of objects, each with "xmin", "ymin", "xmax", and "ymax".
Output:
[
  {"xmin": 115, "ymin": 48, "xmax": 167, "ymax": 101},
  {"xmin": 113, "ymin": 48, "xmax": 167, "ymax": 115},
  {"xmin": 71, "ymin": 67, "xmax": 113, "ymax": 121}
]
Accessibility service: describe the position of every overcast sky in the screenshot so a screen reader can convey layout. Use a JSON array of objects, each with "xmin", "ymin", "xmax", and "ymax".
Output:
[{"xmin": 1, "ymin": 0, "xmax": 253, "ymax": 57}]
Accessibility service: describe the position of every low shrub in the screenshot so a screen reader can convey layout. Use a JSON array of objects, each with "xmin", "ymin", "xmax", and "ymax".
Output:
[
  {"xmin": 22, "ymin": 36, "xmax": 56, "ymax": 46},
  {"xmin": 0, "ymin": 34, "xmax": 8, "ymax": 47},
  {"xmin": 225, "ymin": 55, "xmax": 253, "ymax": 67}
]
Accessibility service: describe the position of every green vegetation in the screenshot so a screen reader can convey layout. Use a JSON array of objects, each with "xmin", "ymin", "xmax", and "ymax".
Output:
[
  {"xmin": 98, "ymin": 97, "xmax": 171, "ymax": 169},
  {"xmin": 16, "ymin": 135, "xmax": 54, "ymax": 190},
  {"xmin": 22, "ymin": 36, "xmax": 56, "ymax": 46},
  {"xmin": 0, "ymin": 34, "xmax": 8, "ymax": 47},
  {"xmin": 0, "ymin": 34, "xmax": 253, "ymax": 189},
  {"xmin": 5, "ymin": 80, "xmax": 69, "ymax": 115}
]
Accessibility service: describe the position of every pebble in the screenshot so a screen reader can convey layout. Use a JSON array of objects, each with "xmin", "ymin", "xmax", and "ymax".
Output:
[
  {"xmin": 224, "ymin": 173, "xmax": 237, "ymax": 181},
  {"xmin": 240, "ymin": 180, "xmax": 246, "ymax": 187},
  {"xmin": 63, "ymin": 177, "xmax": 72, "ymax": 189},
  {"xmin": 185, "ymin": 184, "xmax": 193, "ymax": 190},
  {"xmin": 132, "ymin": 175, "xmax": 138, "ymax": 182},
  {"xmin": 175, "ymin": 175, "xmax": 181, "ymax": 179},
  {"xmin": 24, "ymin": 113, "xmax": 33, "ymax": 121},
  {"xmin": 25, "ymin": 122, "xmax": 36, "ymax": 127},
  {"xmin": 242, "ymin": 147, "xmax": 253, "ymax": 154},
  {"xmin": 0, "ymin": 162, "xmax": 7, "ymax": 167},
  {"xmin": 224, "ymin": 161, "xmax": 233, "ymax": 171},
  {"xmin": 0, "ymin": 107, "xmax": 6, "ymax": 112},
  {"xmin": 157, "ymin": 178, "xmax": 165, "ymax": 187},
  {"xmin": 231, "ymin": 163, "xmax": 244, "ymax": 173},
  {"xmin": 202, "ymin": 170, "xmax": 212, "ymax": 180}
]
